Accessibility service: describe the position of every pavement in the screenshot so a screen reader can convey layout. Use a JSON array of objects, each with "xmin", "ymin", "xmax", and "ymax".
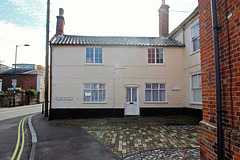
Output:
[
  {"xmin": 30, "ymin": 114, "xmax": 116, "ymax": 160},
  {"xmin": 29, "ymin": 114, "xmax": 200, "ymax": 160}
]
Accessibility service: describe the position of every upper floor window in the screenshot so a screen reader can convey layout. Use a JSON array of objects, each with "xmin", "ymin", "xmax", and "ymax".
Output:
[
  {"xmin": 191, "ymin": 22, "xmax": 200, "ymax": 54},
  {"xmin": 190, "ymin": 72, "xmax": 202, "ymax": 104},
  {"xmin": 86, "ymin": 48, "xmax": 103, "ymax": 64},
  {"xmin": 148, "ymin": 48, "xmax": 164, "ymax": 65}
]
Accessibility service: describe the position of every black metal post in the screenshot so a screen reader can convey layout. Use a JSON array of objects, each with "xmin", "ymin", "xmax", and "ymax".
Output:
[{"xmin": 211, "ymin": 0, "xmax": 224, "ymax": 159}]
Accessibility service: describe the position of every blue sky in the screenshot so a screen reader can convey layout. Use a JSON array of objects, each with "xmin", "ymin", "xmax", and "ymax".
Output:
[
  {"xmin": 0, "ymin": 0, "xmax": 45, "ymax": 28},
  {"xmin": 0, "ymin": 0, "xmax": 198, "ymax": 66}
]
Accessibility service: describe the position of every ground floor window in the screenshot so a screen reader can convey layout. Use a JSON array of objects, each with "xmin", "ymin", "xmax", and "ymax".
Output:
[
  {"xmin": 145, "ymin": 83, "xmax": 166, "ymax": 102},
  {"xmin": 84, "ymin": 83, "xmax": 106, "ymax": 102},
  {"xmin": 190, "ymin": 72, "xmax": 202, "ymax": 104}
]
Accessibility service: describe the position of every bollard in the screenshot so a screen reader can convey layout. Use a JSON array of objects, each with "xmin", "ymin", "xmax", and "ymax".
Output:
[{"xmin": 42, "ymin": 102, "xmax": 44, "ymax": 114}]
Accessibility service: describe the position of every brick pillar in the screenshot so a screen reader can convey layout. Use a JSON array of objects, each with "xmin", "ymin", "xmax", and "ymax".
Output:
[{"xmin": 199, "ymin": 0, "xmax": 240, "ymax": 159}]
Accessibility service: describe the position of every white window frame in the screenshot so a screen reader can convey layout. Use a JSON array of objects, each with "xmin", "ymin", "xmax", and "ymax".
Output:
[
  {"xmin": 190, "ymin": 21, "xmax": 200, "ymax": 55},
  {"xmin": 83, "ymin": 83, "xmax": 106, "ymax": 103},
  {"xmin": 145, "ymin": 83, "xmax": 167, "ymax": 103},
  {"xmin": 190, "ymin": 71, "xmax": 202, "ymax": 104},
  {"xmin": 85, "ymin": 47, "xmax": 104, "ymax": 65},
  {"xmin": 147, "ymin": 48, "xmax": 165, "ymax": 65}
]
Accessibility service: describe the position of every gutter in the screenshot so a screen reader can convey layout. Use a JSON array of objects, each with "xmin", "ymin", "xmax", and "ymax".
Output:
[{"xmin": 210, "ymin": 0, "xmax": 223, "ymax": 159}]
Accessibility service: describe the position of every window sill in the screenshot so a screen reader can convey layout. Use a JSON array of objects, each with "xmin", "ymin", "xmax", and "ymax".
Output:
[
  {"xmin": 83, "ymin": 102, "xmax": 107, "ymax": 104},
  {"xmin": 190, "ymin": 102, "xmax": 202, "ymax": 105},
  {"xmin": 85, "ymin": 63, "xmax": 104, "ymax": 66},
  {"xmin": 190, "ymin": 50, "xmax": 200, "ymax": 56},
  {"xmin": 147, "ymin": 63, "xmax": 165, "ymax": 66},
  {"xmin": 144, "ymin": 101, "xmax": 168, "ymax": 104}
]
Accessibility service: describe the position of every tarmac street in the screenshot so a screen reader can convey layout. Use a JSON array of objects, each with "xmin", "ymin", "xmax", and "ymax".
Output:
[
  {"xmin": 0, "ymin": 104, "xmax": 42, "ymax": 121},
  {"xmin": 33, "ymin": 114, "xmax": 116, "ymax": 160},
  {"xmin": 0, "ymin": 115, "xmax": 31, "ymax": 160},
  {"xmin": 0, "ymin": 104, "xmax": 41, "ymax": 160}
]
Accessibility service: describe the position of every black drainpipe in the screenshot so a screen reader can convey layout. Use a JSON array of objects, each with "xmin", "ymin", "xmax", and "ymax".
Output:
[{"xmin": 210, "ymin": 0, "xmax": 223, "ymax": 159}]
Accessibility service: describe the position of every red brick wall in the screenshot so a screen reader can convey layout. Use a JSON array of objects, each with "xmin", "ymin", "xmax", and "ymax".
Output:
[
  {"xmin": 199, "ymin": 0, "xmax": 240, "ymax": 159},
  {"xmin": 0, "ymin": 74, "xmax": 37, "ymax": 91}
]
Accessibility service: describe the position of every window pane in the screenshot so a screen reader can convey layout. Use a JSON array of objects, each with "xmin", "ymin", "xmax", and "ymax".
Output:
[
  {"xmin": 193, "ymin": 38, "xmax": 200, "ymax": 52},
  {"xmin": 156, "ymin": 49, "xmax": 163, "ymax": 64},
  {"xmin": 159, "ymin": 90, "xmax": 165, "ymax": 101},
  {"xmin": 99, "ymin": 53, "xmax": 102, "ymax": 63},
  {"xmin": 156, "ymin": 52, "xmax": 160, "ymax": 63},
  {"xmin": 145, "ymin": 90, "xmax": 151, "ymax": 101},
  {"xmin": 160, "ymin": 84, "xmax": 165, "ymax": 89},
  {"xmin": 146, "ymin": 84, "xmax": 151, "ymax": 89},
  {"xmin": 84, "ymin": 83, "xmax": 90, "ymax": 89},
  {"xmin": 193, "ymin": 89, "xmax": 202, "ymax": 102},
  {"xmin": 99, "ymin": 84, "xmax": 105, "ymax": 89},
  {"xmin": 148, "ymin": 49, "xmax": 155, "ymax": 63},
  {"xmin": 126, "ymin": 88, "xmax": 131, "ymax": 102},
  {"xmin": 86, "ymin": 48, "xmax": 93, "ymax": 63},
  {"xmin": 192, "ymin": 75, "xmax": 198, "ymax": 88},
  {"xmin": 152, "ymin": 84, "xmax": 158, "ymax": 89},
  {"xmin": 132, "ymin": 88, "xmax": 137, "ymax": 102},
  {"xmin": 95, "ymin": 52, "xmax": 99, "ymax": 63},
  {"xmin": 99, "ymin": 90, "xmax": 106, "ymax": 102},
  {"xmin": 84, "ymin": 90, "xmax": 91, "ymax": 102},
  {"xmin": 191, "ymin": 23, "xmax": 199, "ymax": 38},
  {"xmin": 153, "ymin": 90, "xmax": 158, "ymax": 101},
  {"xmin": 91, "ymin": 90, "xmax": 98, "ymax": 102},
  {"xmin": 91, "ymin": 83, "xmax": 98, "ymax": 89}
]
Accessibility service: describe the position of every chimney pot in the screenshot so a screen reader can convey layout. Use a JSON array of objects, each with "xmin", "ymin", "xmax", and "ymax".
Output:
[
  {"xmin": 162, "ymin": 0, "xmax": 165, "ymax": 5},
  {"xmin": 59, "ymin": 8, "xmax": 64, "ymax": 16}
]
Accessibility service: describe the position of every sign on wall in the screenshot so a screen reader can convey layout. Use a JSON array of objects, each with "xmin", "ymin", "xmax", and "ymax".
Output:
[
  {"xmin": 56, "ymin": 97, "xmax": 73, "ymax": 101},
  {"xmin": 12, "ymin": 79, "xmax": 17, "ymax": 86}
]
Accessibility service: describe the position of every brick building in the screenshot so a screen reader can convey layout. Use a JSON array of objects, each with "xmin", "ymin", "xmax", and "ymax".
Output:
[
  {"xmin": 0, "ymin": 67, "xmax": 44, "ymax": 102},
  {"xmin": 199, "ymin": 0, "xmax": 240, "ymax": 159}
]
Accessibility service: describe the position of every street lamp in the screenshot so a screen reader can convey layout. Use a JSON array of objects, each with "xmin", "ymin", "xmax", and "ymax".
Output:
[{"xmin": 13, "ymin": 44, "xmax": 30, "ymax": 107}]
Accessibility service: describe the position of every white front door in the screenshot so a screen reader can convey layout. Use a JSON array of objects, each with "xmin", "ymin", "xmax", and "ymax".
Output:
[{"xmin": 125, "ymin": 86, "xmax": 140, "ymax": 115}]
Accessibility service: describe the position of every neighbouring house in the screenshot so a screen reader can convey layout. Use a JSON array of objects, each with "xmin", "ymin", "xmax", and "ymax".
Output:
[
  {"xmin": 199, "ymin": 0, "xmax": 240, "ymax": 159},
  {"xmin": 50, "ymin": 2, "xmax": 204, "ymax": 119},
  {"xmin": 0, "ymin": 65, "xmax": 44, "ymax": 103},
  {"xmin": 0, "ymin": 64, "xmax": 11, "ymax": 69},
  {"xmin": 169, "ymin": 7, "xmax": 202, "ymax": 110}
]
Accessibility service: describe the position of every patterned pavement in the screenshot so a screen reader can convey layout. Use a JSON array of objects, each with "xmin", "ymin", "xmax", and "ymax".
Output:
[{"xmin": 77, "ymin": 117, "xmax": 200, "ymax": 159}]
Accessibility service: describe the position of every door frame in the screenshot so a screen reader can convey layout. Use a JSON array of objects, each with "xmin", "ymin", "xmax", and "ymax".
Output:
[{"xmin": 124, "ymin": 84, "xmax": 140, "ymax": 116}]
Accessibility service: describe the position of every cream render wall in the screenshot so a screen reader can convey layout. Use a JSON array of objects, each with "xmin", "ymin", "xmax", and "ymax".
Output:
[
  {"xmin": 172, "ymin": 17, "xmax": 202, "ymax": 110},
  {"xmin": 51, "ymin": 45, "xmax": 185, "ymax": 109}
]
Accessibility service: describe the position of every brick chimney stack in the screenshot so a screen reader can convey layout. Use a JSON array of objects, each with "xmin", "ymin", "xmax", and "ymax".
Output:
[
  {"xmin": 158, "ymin": 0, "xmax": 169, "ymax": 37},
  {"xmin": 56, "ymin": 8, "xmax": 65, "ymax": 35}
]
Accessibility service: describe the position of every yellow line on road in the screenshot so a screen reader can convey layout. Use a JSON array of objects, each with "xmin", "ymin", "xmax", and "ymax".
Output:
[{"xmin": 11, "ymin": 115, "xmax": 31, "ymax": 160}]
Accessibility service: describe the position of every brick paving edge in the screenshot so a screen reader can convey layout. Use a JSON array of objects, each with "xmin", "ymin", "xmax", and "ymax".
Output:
[{"xmin": 121, "ymin": 147, "xmax": 200, "ymax": 160}]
